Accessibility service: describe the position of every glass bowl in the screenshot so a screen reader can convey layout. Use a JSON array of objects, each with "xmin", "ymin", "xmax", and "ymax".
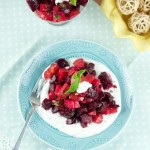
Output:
[{"xmin": 26, "ymin": 0, "xmax": 89, "ymax": 25}]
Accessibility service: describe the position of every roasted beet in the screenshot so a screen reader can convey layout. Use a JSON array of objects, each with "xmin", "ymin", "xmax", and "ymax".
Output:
[
  {"xmin": 52, "ymin": 105, "xmax": 59, "ymax": 113},
  {"xmin": 27, "ymin": 0, "xmax": 39, "ymax": 12},
  {"xmin": 56, "ymin": 59, "xmax": 69, "ymax": 68},
  {"xmin": 66, "ymin": 118, "xmax": 76, "ymax": 124},
  {"xmin": 42, "ymin": 98, "xmax": 52, "ymax": 110},
  {"xmin": 79, "ymin": 114, "xmax": 92, "ymax": 128},
  {"xmin": 59, "ymin": 106, "xmax": 75, "ymax": 119}
]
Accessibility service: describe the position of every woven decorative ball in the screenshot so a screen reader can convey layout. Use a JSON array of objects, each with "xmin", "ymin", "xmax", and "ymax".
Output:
[
  {"xmin": 117, "ymin": 0, "xmax": 140, "ymax": 15},
  {"xmin": 128, "ymin": 12, "xmax": 150, "ymax": 34},
  {"xmin": 140, "ymin": 0, "xmax": 150, "ymax": 12}
]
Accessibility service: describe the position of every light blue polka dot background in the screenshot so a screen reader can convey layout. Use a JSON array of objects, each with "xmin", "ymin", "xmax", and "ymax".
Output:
[{"xmin": 0, "ymin": 0, "xmax": 149, "ymax": 150}]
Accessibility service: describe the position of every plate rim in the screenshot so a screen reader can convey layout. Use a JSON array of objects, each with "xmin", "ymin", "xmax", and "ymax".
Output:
[{"xmin": 17, "ymin": 39, "xmax": 134, "ymax": 150}]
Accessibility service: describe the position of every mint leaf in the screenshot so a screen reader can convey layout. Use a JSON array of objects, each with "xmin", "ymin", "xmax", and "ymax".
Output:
[
  {"xmin": 65, "ymin": 69, "xmax": 85, "ymax": 94},
  {"xmin": 70, "ymin": 0, "xmax": 77, "ymax": 6}
]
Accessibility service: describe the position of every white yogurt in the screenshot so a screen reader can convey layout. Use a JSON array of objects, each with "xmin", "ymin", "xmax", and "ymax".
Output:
[
  {"xmin": 36, "ymin": 58, "xmax": 121, "ymax": 138},
  {"xmin": 55, "ymin": 0, "xmax": 69, "ymax": 4},
  {"xmin": 77, "ymin": 81, "xmax": 92, "ymax": 93}
]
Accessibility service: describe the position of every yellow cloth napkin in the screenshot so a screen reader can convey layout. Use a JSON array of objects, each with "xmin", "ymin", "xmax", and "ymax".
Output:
[{"xmin": 101, "ymin": 0, "xmax": 150, "ymax": 51}]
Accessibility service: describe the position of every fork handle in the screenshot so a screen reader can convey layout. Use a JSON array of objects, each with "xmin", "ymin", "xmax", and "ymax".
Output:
[{"xmin": 12, "ymin": 106, "xmax": 36, "ymax": 150}]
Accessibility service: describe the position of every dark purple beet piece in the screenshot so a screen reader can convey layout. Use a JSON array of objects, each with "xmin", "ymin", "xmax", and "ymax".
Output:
[
  {"xmin": 52, "ymin": 106, "xmax": 59, "ymax": 113},
  {"xmin": 56, "ymin": 58, "xmax": 69, "ymax": 68},
  {"xmin": 42, "ymin": 98, "xmax": 52, "ymax": 110},
  {"xmin": 98, "ymin": 72, "xmax": 115, "ymax": 89},
  {"xmin": 109, "ymin": 100, "xmax": 119, "ymax": 108},
  {"xmin": 79, "ymin": 114, "xmax": 92, "ymax": 128},
  {"xmin": 78, "ymin": 0, "xmax": 88, "ymax": 6},
  {"xmin": 86, "ymin": 62, "xmax": 95, "ymax": 73},
  {"xmin": 86, "ymin": 88, "xmax": 98, "ymax": 99},
  {"xmin": 66, "ymin": 118, "xmax": 76, "ymax": 124},
  {"xmin": 59, "ymin": 106, "xmax": 75, "ymax": 119},
  {"xmin": 26, "ymin": 0, "xmax": 39, "ymax": 12},
  {"xmin": 76, "ymin": 106, "xmax": 88, "ymax": 117}
]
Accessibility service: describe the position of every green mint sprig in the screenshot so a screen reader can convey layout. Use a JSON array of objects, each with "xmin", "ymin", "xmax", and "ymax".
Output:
[
  {"xmin": 70, "ymin": 0, "xmax": 77, "ymax": 6},
  {"xmin": 65, "ymin": 69, "xmax": 85, "ymax": 94}
]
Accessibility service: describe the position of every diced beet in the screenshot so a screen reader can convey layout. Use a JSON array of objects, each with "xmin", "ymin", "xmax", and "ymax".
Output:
[
  {"xmin": 88, "ymin": 102, "xmax": 98, "ymax": 111},
  {"xmin": 42, "ymin": 98, "xmax": 52, "ymax": 110},
  {"xmin": 55, "ymin": 84, "xmax": 62, "ymax": 93},
  {"xmin": 66, "ymin": 118, "xmax": 76, "ymax": 124},
  {"xmin": 59, "ymin": 1, "xmax": 71, "ymax": 15},
  {"xmin": 109, "ymin": 100, "xmax": 120, "ymax": 108},
  {"xmin": 98, "ymin": 72, "xmax": 115, "ymax": 90},
  {"xmin": 97, "ymin": 101, "xmax": 106, "ymax": 113},
  {"xmin": 62, "ymin": 83, "xmax": 70, "ymax": 93},
  {"xmin": 52, "ymin": 105, "xmax": 59, "ymax": 113},
  {"xmin": 79, "ymin": 114, "xmax": 92, "ymax": 128},
  {"xmin": 73, "ymin": 58, "xmax": 85, "ymax": 69},
  {"xmin": 69, "ymin": 93, "xmax": 80, "ymax": 101},
  {"xmin": 98, "ymin": 92, "xmax": 105, "ymax": 100},
  {"xmin": 84, "ymin": 74, "xmax": 95, "ymax": 83},
  {"xmin": 65, "ymin": 76, "xmax": 71, "ymax": 84},
  {"xmin": 68, "ymin": 67, "xmax": 77, "ymax": 76},
  {"xmin": 57, "ymin": 68, "xmax": 68, "ymax": 83},
  {"xmin": 64, "ymin": 99, "xmax": 80, "ymax": 109},
  {"xmin": 40, "ymin": 4, "xmax": 51, "ymax": 11},
  {"xmin": 48, "ymin": 91, "xmax": 55, "ymax": 100},
  {"xmin": 78, "ymin": 0, "xmax": 88, "ymax": 6},
  {"xmin": 92, "ymin": 114, "xmax": 103, "ymax": 124},
  {"xmin": 102, "ymin": 107, "xmax": 118, "ymax": 115},
  {"xmin": 44, "ymin": 70, "xmax": 53, "ymax": 79},
  {"xmin": 84, "ymin": 98, "xmax": 94, "ymax": 103},
  {"xmin": 76, "ymin": 106, "xmax": 88, "ymax": 117},
  {"xmin": 53, "ymin": 11, "xmax": 68, "ymax": 22},
  {"xmin": 81, "ymin": 122, "xmax": 88, "ymax": 128},
  {"xmin": 80, "ymin": 75, "xmax": 85, "ymax": 82},
  {"xmin": 59, "ymin": 106, "xmax": 75, "ymax": 118},
  {"xmin": 27, "ymin": 0, "xmax": 39, "ymax": 12},
  {"xmin": 86, "ymin": 63, "xmax": 95, "ymax": 73},
  {"xmin": 88, "ymin": 110, "xmax": 96, "ymax": 116},
  {"xmin": 44, "ymin": 63, "xmax": 59, "ymax": 79},
  {"xmin": 36, "ymin": 10, "xmax": 53, "ymax": 21},
  {"xmin": 56, "ymin": 58, "xmax": 69, "ymax": 68},
  {"xmin": 86, "ymin": 88, "xmax": 98, "ymax": 99},
  {"xmin": 70, "ymin": 9, "xmax": 80, "ymax": 19},
  {"xmin": 91, "ymin": 70, "xmax": 96, "ymax": 76},
  {"xmin": 92, "ymin": 78, "xmax": 100, "ymax": 87},
  {"xmin": 103, "ymin": 92, "xmax": 114, "ymax": 103}
]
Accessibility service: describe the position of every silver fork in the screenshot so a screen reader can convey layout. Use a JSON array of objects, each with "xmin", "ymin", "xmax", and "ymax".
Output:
[{"xmin": 12, "ymin": 77, "xmax": 46, "ymax": 150}]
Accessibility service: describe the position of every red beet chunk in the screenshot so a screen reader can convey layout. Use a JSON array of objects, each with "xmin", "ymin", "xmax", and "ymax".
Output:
[
  {"xmin": 88, "ymin": 110, "xmax": 96, "ymax": 116},
  {"xmin": 44, "ymin": 63, "xmax": 59, "ymax": 79},
  {"xmin": 92, "ymin": 114, "xmax": 103, "ymax": 124},
  {"xmin": 73, "ymin": 58, "xmax": 86, "ymax": 69},
  {"xmin": 64, "ymin": 99, "xmax": 80, "ymax": 109},
  {"xmin": 57, "ymin": 68, "xmax": 68, "ymax": 83},
  {"xmin": 36, "ymin": 10, "xmax": 53, "ymax": 21},
  {"xmin": 92, "ymin": 78, "xmax": 101, "ymax": 87},
  {"xmin": 48, "ymin": 91, "xmax": 55, "ymax": 100},
  {"xmin": 84, "ymin": 74, "xmax": 95, "ymax": 83}
]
